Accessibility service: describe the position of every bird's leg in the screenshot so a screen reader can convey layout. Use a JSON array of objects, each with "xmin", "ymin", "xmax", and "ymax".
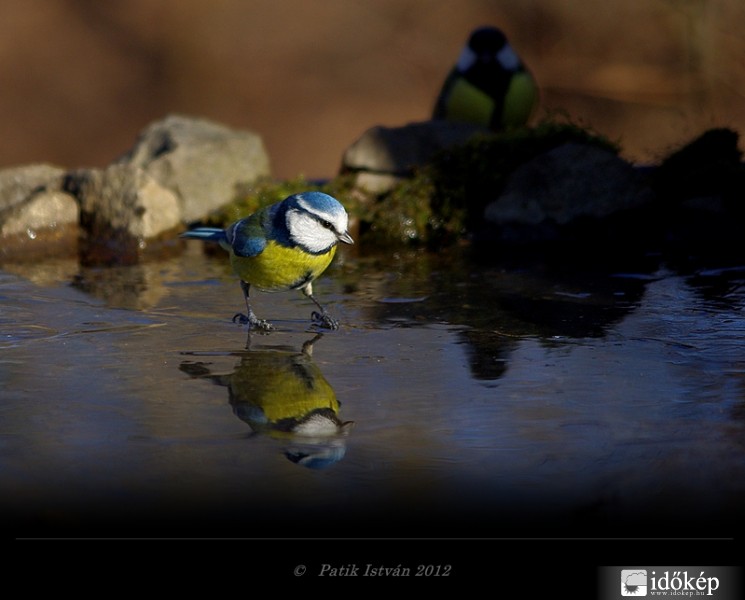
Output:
[
  {"xmin": 301, "ymin": 333, "xmax": 324, "ymax": 356},
  {"xmin": 233, "ymin": 280, "xmax": 274, "ymax": 331},
  {"xmin": 303, "ymin": 283, "xmax": 339, "ymax": 330}
]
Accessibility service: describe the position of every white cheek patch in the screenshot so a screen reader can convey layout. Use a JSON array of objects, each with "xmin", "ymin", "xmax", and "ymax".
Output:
[
  {"xmin": 456, "ymin": 46, "xmax": 477, "ymax": 72},
  {"xmin": 287, "ymin": 210, "xmax": 338, "ymax": 253},
  {"xmin": 334, "ymin": 212, "xmax": 349, "ymax": 235},
  {"xmin": 497, "ymin": 44, "xmax": 520, "ymax": 71}
]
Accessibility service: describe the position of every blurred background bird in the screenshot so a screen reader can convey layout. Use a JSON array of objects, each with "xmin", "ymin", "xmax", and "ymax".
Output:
[
  {"xmin": 180, "ymin": 191, "xmax": 354, "ymax": 330},
  {"xmin": 432, "ymin": 25, "xmax": 539, "ymax": 131}
]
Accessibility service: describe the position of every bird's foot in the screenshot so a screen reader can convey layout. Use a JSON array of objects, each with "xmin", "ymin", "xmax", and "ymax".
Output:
[
  {"xmin": 233, "ymin": 312, "xmax": 274, "ymax": 331},
  {"xmin": 311, "ymin": 310, "xmax": 339, "ymax": 330}
]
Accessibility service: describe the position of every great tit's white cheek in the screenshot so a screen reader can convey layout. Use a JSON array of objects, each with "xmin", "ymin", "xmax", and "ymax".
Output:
[
  {"xmin": 497, "ymin": 44, "xmax": 520, "ymax": 71},
  {"xmin": 456, "ymin": 46, "xmax": 477, "ymax": 72}
]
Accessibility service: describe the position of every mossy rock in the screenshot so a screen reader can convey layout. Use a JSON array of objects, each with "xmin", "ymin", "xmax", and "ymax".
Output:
[
  {"xmin": 361, "ymin": 119, "xmax": 619, "ymax": 247},
  {"xmin": 200, "ymin": 119, "xmax": 619, "ymax": 249},
  {"xmin": 652, "ymin": 127, "xmax": 745, "ymax": 207}
]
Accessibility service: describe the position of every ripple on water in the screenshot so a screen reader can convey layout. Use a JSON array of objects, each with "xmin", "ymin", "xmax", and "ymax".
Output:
[{"xmin": 1, "ymin": 324, "xmax": 61, "ymax": 348}]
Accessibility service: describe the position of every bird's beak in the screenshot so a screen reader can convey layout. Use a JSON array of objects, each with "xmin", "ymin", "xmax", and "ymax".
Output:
[{"xmin": 338, "ymin": 231, "xmax": 354, "ymax": 245}]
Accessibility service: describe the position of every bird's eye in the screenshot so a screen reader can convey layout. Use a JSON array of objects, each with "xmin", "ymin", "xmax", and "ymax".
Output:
[{"xmin": 321, "ymin": 220, "xmax": 333, "ymax": 230}]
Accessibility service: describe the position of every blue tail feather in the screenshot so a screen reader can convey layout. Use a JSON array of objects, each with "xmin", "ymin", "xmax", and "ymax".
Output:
[{"xmin": 180, "ymin": 227, "xmax": 227, "ymax": 243}]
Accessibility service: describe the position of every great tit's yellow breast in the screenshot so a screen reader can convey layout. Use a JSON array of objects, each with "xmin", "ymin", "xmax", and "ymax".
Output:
[
  {"xmin": 230, "ymin": 241, "xmax": 336, "ymax": 291},
  {"xmin": 444, "ymin": 71, "xmax": 537, "ymax": 129},
  {"xmin": 502, "ymin": 70, "xmax": 538, "ymax": 128},
  {"xmin": 444, "ymin": 77, "xmax": 494, "ymax": 127}
]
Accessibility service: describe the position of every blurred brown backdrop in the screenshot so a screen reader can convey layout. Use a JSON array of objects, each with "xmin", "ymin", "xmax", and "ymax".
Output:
[{"xmin": 1, "ymin": 0, "xmax": 744, "ymax": 179}]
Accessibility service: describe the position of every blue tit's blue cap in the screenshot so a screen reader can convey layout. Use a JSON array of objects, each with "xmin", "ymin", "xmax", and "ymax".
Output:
[
  {"xmin": 284, "ymin": 443, "xmax": 347, "ymax": 469},
  {"xmin": 292, "ymin": 191, "xmax": 346, "ymax": 214}
]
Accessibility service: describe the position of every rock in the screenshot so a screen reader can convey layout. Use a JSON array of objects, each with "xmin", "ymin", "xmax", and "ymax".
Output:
[
  {"xmin": 118, "ymin": 114, "xmax": 271, "ymax": 222},
  {"xmin": 341, "ymin": 120, "xmax": 488, "ymax": 193},
  {"xmin": 652, "ymin": 127, "xmax": 745, "ymax": 205},
  {"xmin": 67, "ymin": 164, "xmax": 181, "ymax": 238},
  {"xmin": 0, "ymin": 116, "xmax": 272, "ymax": 263},
  {"xmin": 0, "ymin": 164, "xmax": 66, "ymax": 210},
  {"xmin": 484, "ymin": 142, "xmax": 654, "ymax": 227},
  {"xmin": 0, "ymin": 190, "xmax": 78, "ymax": 238},
  {"xmin": 64, "ymin": 163, "xmax": 182, "ymax": 265},
  {"xmin": 0, "ymin": 164, "xmax": 79, "ymax": 260}
]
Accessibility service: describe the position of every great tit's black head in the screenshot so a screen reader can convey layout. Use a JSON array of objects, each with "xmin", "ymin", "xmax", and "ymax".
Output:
[
  {"xmin": 468, "ymin": 26, "xmax": 507, "ymax": 59},
  {"xmin": 457, "ymin": 26, "xmax": 521, "ymax": 73}
]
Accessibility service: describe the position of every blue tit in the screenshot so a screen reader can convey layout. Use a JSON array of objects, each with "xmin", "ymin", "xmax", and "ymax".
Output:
[
  {"xmin": 180, "ymin": 191, "xmax": 354, "ymax": 331},
  {"xmin": 433, "ymin": 26, "xmax": 538, "ymax": 131},
  {"xmin": 179, "ymin": 333, "xmax": 353, "ymax": 469},
  {"xmin": 226, "ymin": 336, "xmax": 353, "ymax": 439}
]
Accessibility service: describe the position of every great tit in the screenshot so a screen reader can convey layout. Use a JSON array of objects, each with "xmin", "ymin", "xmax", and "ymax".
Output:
[
  {"xmin": 181, "ymin": 191, "xmax": 353, "ymax": 330},
  {"xmin": 432, "ymin": 26, "xmax": 538, "ymax": 130}
]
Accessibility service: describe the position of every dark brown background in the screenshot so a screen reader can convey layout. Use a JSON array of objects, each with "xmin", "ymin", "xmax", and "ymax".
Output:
[{"xmin": 1, "ymin": 0, "xmax": 743, "ymax": 179}]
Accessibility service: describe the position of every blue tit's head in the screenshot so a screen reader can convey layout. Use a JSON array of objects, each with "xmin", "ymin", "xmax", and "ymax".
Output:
[
  {"xmin": 281, "ymin": 192, "xmax": 354, "ymax": 254},
  {"xmin": 284, "ymin": 441, "xmax": 348, "ymax": 469},
  {"xmin": 456, "ymin": 26, "xmax": 521, "ymax": 74}
]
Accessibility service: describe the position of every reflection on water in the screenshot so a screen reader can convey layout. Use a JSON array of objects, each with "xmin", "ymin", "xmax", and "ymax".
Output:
[
  {"xmin": 1, "ymin": 241, "xmax": 744, "ymax": 541},
  {"xmin": 179, "ymin": 333, "xmax": 353, "ymax": 469},
  {"xmin": 359, "ymin": 249, "xmax": 655, "ymax": 381}
]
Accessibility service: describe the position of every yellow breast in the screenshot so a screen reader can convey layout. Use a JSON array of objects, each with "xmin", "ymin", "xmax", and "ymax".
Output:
[
  {"xmin": 228, "ymin": 352, "xmax": 340, "ymax": 430},
  {"xmin": 444, "ymin": 77, "xmax": 494, "ymax": 126},
  {"xmin": 230, "ymin": 241, "xmax": 336, "ymax": 291},
  {"xmin": 502, "ymin": 71, "xmax": 538, "ymax": 128}
]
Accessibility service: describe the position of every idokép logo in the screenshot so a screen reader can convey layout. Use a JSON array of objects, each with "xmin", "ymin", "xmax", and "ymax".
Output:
[
  {"xmin": 621, "ymin": 570, "xmax": 648, "ymax": 596},
  {"xmin": 600, "ymin": 567, "xmax": 742, "ymax": 600}
]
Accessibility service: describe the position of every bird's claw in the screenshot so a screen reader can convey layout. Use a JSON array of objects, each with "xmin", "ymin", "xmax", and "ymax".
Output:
[
  {"xmin": 312, "ymin": 310, "xmax": 339, "ymax": 330},
  {"xmin": 233, "ymin": 313, "xmax": 274, "ymax": 331}
]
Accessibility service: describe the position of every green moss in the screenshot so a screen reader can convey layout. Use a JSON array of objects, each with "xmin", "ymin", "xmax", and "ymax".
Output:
[
  {"xmin": 200, "ymin": 118, "xmax": 618, "ymax": 249},
  {"xmin": 424, "ymin": 119, "xmax": 619, "ymax": 234},
  {"xmin": 358, "ymin": 174, "xmax": 437, "ymax": 246},
  {"xmin": 201, "ymin": 176, "xmax": 315, "ymax": 226},
  {"xmin": 357, "ymin": 118, "xmax": 619, "ymax": 247},
  {"xmin": 201, "ymin": 174, "xmax": 366, "ymax": 229}
]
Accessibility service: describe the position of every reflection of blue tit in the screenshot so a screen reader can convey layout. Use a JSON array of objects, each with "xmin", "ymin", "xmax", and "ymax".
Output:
[
  {"xmin": 180, "ymin": 192, "xmax": 354, "ymax": 330},
  {"xmin": 180, "ymin": 334, "xmax": 353, "ymax": 469},
  {"xmin": 283, "ymin": 438, "xmax": 349, "ymax": 470},
  {"xmin": 227, "ymin": 348, "xmax": 347, "ymax": 437},
  {"xmin": 433, "ymin": 26, "xmax": 538, "ymax": 130}
]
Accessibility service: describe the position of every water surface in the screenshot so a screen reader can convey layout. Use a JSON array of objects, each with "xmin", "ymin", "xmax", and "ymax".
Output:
[{"xmin": 1, "ymin": 241, "xmax": 744, "ymax": 541}]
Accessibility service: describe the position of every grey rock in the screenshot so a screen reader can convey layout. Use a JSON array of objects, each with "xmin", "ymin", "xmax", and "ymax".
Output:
[
  {"xmin": 0, "ymin": 163, "xmax": 67, "ymax": 212},
  {"xmin": 485, "ymin": 142, "xmax": 654, "ymax": 226},
  {"xmin": 67, "ymin": 163, "xmax": 181, "ymax": 240},
  {"xmin": 118, "ymin": 114, "xmax": 271, "ymax": 222},
  {"xmin": 0, "ymin": 116, "xmax": 272, "ymax": 262},
  {"xmin": 0, "ymin": 164, "xmax": 79, "ymax": 255},
  {"xmin": 341, "ymin": 120, "xmax": 487, "ymax": 193},
  {"xmin": 0, "ymin": 190, "xmax": 78, "ymax": 238}
]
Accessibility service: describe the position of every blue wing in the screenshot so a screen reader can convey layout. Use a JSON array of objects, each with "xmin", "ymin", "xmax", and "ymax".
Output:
[
  {"xmin": 225, "ymin": 217, "xmax": 267, "ymax": 258},
  {"xmin": 181, "ymin": 205, "xmax": 272, "ymax": 258}
]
